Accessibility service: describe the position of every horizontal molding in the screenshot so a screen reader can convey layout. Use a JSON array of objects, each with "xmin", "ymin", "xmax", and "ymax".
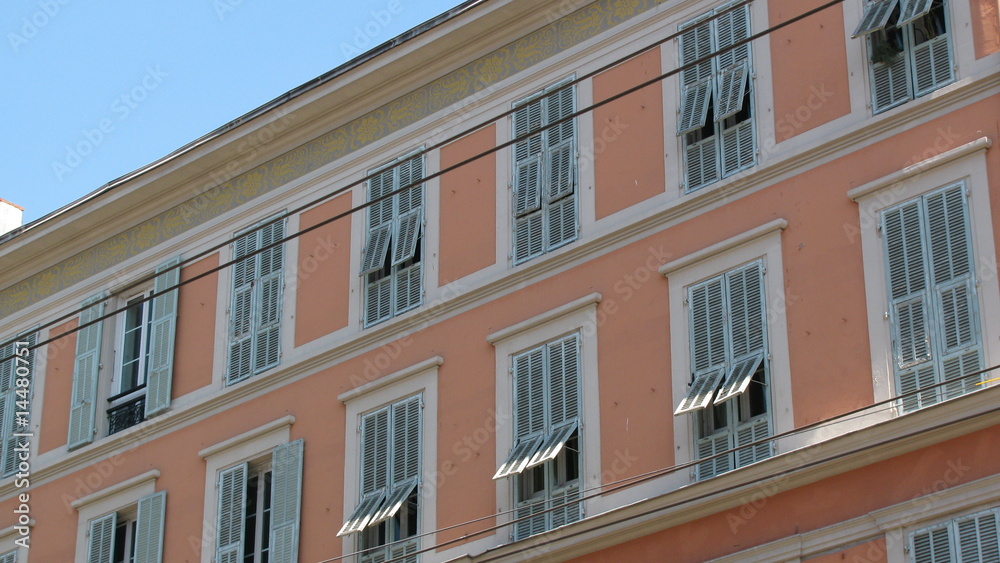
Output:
[
  {"xmin": 198, "ymin": 415, "xmax": 295, "ymax": 459},
  {"xmin": 846, "ymin": 136, "xmax": 993, "ymax": 201},
  {"xmin": 339, "ymin": 356, "xmax": 443, "ymax": 403},
  {"xmin": 658, "ymin": 219, "xmax": 787, "ymax": 276},
  {"xmin": 487, "ymin": 293, "xmax": 602, "ymax": 344},
  {"xmin": 70, "ymin": 469, "xmax": 159, "ymax": 510}
]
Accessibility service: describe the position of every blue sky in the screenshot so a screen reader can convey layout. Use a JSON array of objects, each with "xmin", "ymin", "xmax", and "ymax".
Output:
[{"xmin": 1, "ymin": 0, "xmax": 461, "ymax": 224}]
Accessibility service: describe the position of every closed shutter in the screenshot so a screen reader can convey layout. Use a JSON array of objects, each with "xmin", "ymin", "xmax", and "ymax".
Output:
[
  {"xmin": 911, "ymin": 525, "xmax": 953, "ymax": 563},
  {"xmin": 912, "ymin": 35, "xmax": 953, "ymax": 96},
  {"xmin": 696, "ymin": 433, "xmax": 731, "ymax": 480},
  {"xmin": 254, "ymin": 219, "xmax": 284, "ymax": 373},
  {"xmin": 1, "ymin": 332, "xmax": 34, "ymax": 477},
  {"xmin": 546, "ymin": 335, "xmax": 579, "ymax": 427},
  {"xmin": 690, "ymin": 277, "xmax": 727, "ymax": 374},
  {"xmin": 685, "ymin": 137, "xmax": 720, "ymax": 191},
  {"xmin": 726, "ymin": 262, "xmax": 765, "ymax": 358},
  {"xmin": 513, "ymin": 346, "xmax": 546, "ymax": 439},
  {"xmin": 734, "ymin": 417, "xmax": 771, "ymax": 466},
  {"xmin": 145, "ymin": 257, "xmax": 180, "ymax": 417},
  {"xmin": 513, "ymin": 214, "xmax": 544, "ymax": 264},
  {"xmin": 884, "ymin": 202, "xmax": 932, "ymax": 369},
  {"xmin": 956, "ymin": 509, "xmax": 1000, "ymax": 562},
  {"xmin": 87, "ymin": 512, "xmax": 117, "ymax": 563},
  {"xmin": 715, "ymin": 4, "xmax": 751, "ymax": 70},
  {"xmin": 543, "ymin": 85, "xmax": 577, "ymax": 250},
  {"xmin": 228, "ymin": 231, "xmax": 256, "ymax": 384},
  {"xmin": 68, "ymin": 294, "xmax": 105, "ymax": 450},
  {"xmin": 270, "ymin": 440, "xmax": 304, "ymax": 563},
  {"xmin": 216, "ymin": 463, "xmax": 248, "ymax": 563},
  {"xmin": 513, "ymin": 155, "xmax": 543, "ymax": 217},
  {"xmin": 362, "ymin": 407, "xmax": 389, "ymax": 495},
  {"xmin": 392, "ymin": 396, "xmax": 420, "ymax": 484},
  {"xmin": 678, "ymin": 17, "xmax": 714, "ymax": 86},
  {"xmin": 134, "ymin": 491, "xmax": 166, "ymax": 563},
  {"xmin": 871, "ymin": 52, "xmax": 910, "ymax": 113},
  {"xmin": 720, "ymin": 120, "xmax": 755, "ymax": 176},
  {"xmin": 0, "ymin": 549, "xmax": 16, "ymax": 563}
]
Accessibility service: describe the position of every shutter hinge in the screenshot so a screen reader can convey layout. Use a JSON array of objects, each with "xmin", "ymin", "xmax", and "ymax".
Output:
[
  {"xmin": 964, "ymin": 184, "xmax": 971, "ymax": 197},
  {"xmin": 683, "ymin": 298, "xmax": 689, "ymax": 307},
  {"xmin": 876, "ymin": 220, "xmax": 883, "ymax": 237},
  {"xmin": 884, "ymin": 310, "xmax": 889, "ymax": 320}
]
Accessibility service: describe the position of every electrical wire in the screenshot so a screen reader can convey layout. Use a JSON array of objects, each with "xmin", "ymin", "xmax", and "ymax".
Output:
[
  {"xmin": 0, "ymin": 0, "xmax": 760, "ymax": 355},
  {"xmin": 319, "ymin": 363, "xmax": 1000, "ymax": 563}
]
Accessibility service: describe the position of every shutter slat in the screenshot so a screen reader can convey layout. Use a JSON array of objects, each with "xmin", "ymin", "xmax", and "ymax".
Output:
[
  {"xmin": 514, "ymin": 347, "xmax": 546, "ymax": 438},
  {"xmin": 679, "ymin": 18, "xmax": 714, "ymax": 86},
  {"xmin": 68, "ymin": 295, "xmax": 104, "ymax": 449},
  {"xmin": 677, "ymin": 79, "xmax": 713, "ymax": 135},
  {"xmin": 714, "ymin": 354, "xmax": 764, "ymax": 405},
  {"xmin": 685, "ymin": 134, "xmax": 719, "ymax": 191},
  {"xmin": 145, "ymin": 257, "xmax": 180, "ymax": 417},
  {"xmin": 391, "ymin": 210, "xmax": 422, "ymax": 267},
  {"xmin": 715, "ymin": 63, "xmax": 748, "ymax": 121},
  {"xmin": 716, "ymin": 4, "xmax": 751, "ymax": 70},
  {"xmin": 338, "ymin": 490, "xmax": 386, "ymax": 536},
  {"xmin": 525, "ymin": 421, "xmax": 577, "ymax": 469},
  {"xmin": 270, "ymin": 439, "xmax": 303, "ymax": 563},
  {"xmin": 360, "ymin": 224, "xmax": 392, "ymax": 276},
  {"xmin": 674, "ymin": 367, "xmax": 726, "ymax": 415},
  {"xmin": 217, "ymin": 463, "xmax": 247, "ymax": 561},
  {"xmin": 513, "ymin": 213, "xmax": 544, "ymax": 264},
  {"xmin": 362, "ymin": 407, "xmax": 390, "ymax": 494},
  {"xmin": 134, "ymin": 491, "xmax": 166, "ymax": 563},
  {"xmin": 392, "ymin": 395, "xmax": 421, "ymax": 483}
]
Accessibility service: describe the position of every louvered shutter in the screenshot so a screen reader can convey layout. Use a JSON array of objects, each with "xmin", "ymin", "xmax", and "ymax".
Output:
[
  {"xmin": 362, "ymin": 407, "xmax": 389, "ymax": 495},
  {"xmin": 0, "ymin": 549, "xmax": 16, "ymax": 563},
  {"xmin": 853, "ymin": 0, "xmax": 899, "ymax": 37},
  {"xmin": 513, "ymin": 214, "xmax": 544, "ymax": 264},
  {"xmin": 228, "ymin": 231, "xmax": 256, "ymax": 384},
  {"xmin": 216, "ymin": 463, "xmax": 248, "ymax": 563},
  {"xmin": 911, "ymin": 525, "xmax": 953, "ymax": 563},
  {"xmin": 871, "ymin": 51, "xmax": 910, "ymax": 112},
  {"xmin": 338, "ymin": 490, "xmax": 385, "ymax": 536},
  {"xmin": 368, "ymin": 168, "xmax": 395, "ymax": 231},
  {"xmin": 361, "ymin": 225, "xmax": 392, "ymax": 276},
  {"xmin": 912, "ymin": 35, "xmax": 953, "ymax": 96},
  {"xmin": 716, "ymin": 4, "xmax": 751, "ymax": 71},
  {"xmin": 270, "ymin": 440, "xmax": 304, "ymax": 563},
  {"xmin": 393, "ymin": 261, "xmax": 423, "ymax": 314},
  {"xmin": 391, "ymin": 210, "xmax": 422, "ymax": 267},
  {"xmin": 526, "ymin": 420, "xmax": 576, "ymax": 469},
  {"xmin": 685, "ymin": 137, "xmax": 720, "ymax": 191},
  {"xmin": 690, "ymin": 277, "xmax": 727, "ymax": 375},
  {"xmin": 716, "ymin": 354, "xmax": 764, "ymax": 405},
  {"xmin": 493, "ymin": 434, "xmax": 543, "ymax": 479},
  {"xmin": 1, "ymin": 332, "xmax": 33, "ymax": 477},
  {"xmin": 68, "ymin": 295, "xmax": 104, "ymax": 450},
  {"xmin": 715, "ymin": 64, "xmax": 748, "ymax": 121},
  {"xmin": 254, "ymin": 219, "xmax": 284, "ymax": 373},
  {"xmin": 884, "ymin": 202, "xmax": 932, "ymax": 369},
  {"xmin": 734, "ymin": 417, "xmax": 771, "ymax": 466},
  {"xmin": 365, "ymin": 277, "xmax": 392, "ymax": 326},
  {"xmin": 513, "ymin": 155, "xmax": 542, "ymax": 217},
  {"xmin": 547, "ymin": 335, "xmax": 579, "ymax": 427},
  {"xmin": 956, "ymin": 509, "xmax": 1000, "ymax": 562},
  {"xmin": 679, "ymin": 18, "xmax": 714, "ymax": 86},
  {"xmin": 898, "ymin": 0, "xmax": 934, "ymax": 25},
  {"xmin": 720, "ymin": 121, "xmax": 755, "ymax": 176},
  {"xmin": 696, "ymin": 433, "xmax": 731, "ymax": 480},
  {"xmin": 145, "ymin": 257, "xmax": 180, "ymax": 417},
  {"xmin": 392, "ymin": 156, "xmax": 424, "ymax": 267},
  {"xmin": 677, "ymin": 80, "xmax": 713, "ymax": 134},
  {"xmin": 392, "ymin": 396, "xmax": 420, "ymax": 484},
  {"xmin": 726, "ymin": 262, "xmax": 765, "ymax": 357},
  {"xmin": 514, "ymin": 346, "xmax": 546, "ymax": 439},
  {"xmin": 544, "ymin": 86, "xmax": 577, "ymax": 251},
  {"xmin": 134, "ymin": 491, "xmax": 166, "ymax": 563},
  {"xmin": 369, "ymin": 478, "xmax": 417, "ymax": 526},
  {"xmin": 87, "ymin": 512, "xmax": 116, "ymax": 563}
]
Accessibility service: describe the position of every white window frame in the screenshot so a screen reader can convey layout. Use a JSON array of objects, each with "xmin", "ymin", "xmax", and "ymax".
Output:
[
  {"xmin": 339, "ymin": 357, "xmax": 439, "ymax": 562},
  {"xmin": 661, "ymin": 221, "xmax": 794, "ymax": 480},
  {"xmin": 849, "ymin": 139, "xmax": 1000, "ymax": 409},
  {"xmin": 71, "ymin": 470, "xmax": 161, "ymax": 563},
  {"xmin": 105, "ymin": 290, "xmax": 153, "ymax": 435},
  {"xmin": 489, "ymin": 295, "xmax": 601, "ymax": 541},
  {"xmin": 198, "ymin": 416, "xmax": 295, "ymax": 563},
  {"xmin": 906, "ymin": 505, "xmax": 1000, "ymax": 562}
]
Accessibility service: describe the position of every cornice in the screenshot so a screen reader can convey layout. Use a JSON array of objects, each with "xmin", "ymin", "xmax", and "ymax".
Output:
[
  {"xmin": 338, "ymin": 356, "xmax": 443, "ymax": 403},
  {"xmin": 658, "ymin": 219, "xmax": 787, "ymax": 276},
  {"xmin": 486, "ymin": 293, "xmax": 602, "ymax": 344}
]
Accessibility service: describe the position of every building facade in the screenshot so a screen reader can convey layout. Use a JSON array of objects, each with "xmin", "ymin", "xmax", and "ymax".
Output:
[{"xmin": 0, "ymin": 0, "xmax": 999, "ymax": 561}]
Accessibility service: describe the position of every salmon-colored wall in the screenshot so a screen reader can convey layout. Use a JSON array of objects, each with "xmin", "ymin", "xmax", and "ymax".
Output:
[
  {"xmin": 971, "ymin": 0, "xmax": 1000, "ymax": 58},
  {"xmin": 569, "ymin": 425, "xmax": 1000, "ymax": 563},
  {"xmin": 804, "ymin": 538, "xmax": 887, "ymax": 563},
  {"xmin": 439, "ymin": 125, "xmax": 497, "ymax": 285},
  {"xmin": 173, "ymin": 254, "xmax": 219, "ymax": 398},
  {"xmin": 593, "ymin": 49, "xmax": 666, "ymax": 218},
  {"xmin": 39, "ymin": 319, "xmax": 77, "ymax": 454},
  {"xmin": 295, "ymin": 194, "xmax": 353, "ymax": 346},
  {"xmin": 770, "ymin": 0, "xmax": 851, "ymax": 142}
]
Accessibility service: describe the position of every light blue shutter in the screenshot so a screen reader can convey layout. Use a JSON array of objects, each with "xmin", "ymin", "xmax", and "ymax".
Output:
[
  {"xmin": 254, "ymin": 219, "xmax": 284, "ymax": 373},
  {"xmin": 1, "ymin": 332, "xmax": 34, "ymax": 477},
  {"xmin": 361, "ymin": 407, "xmax": 389, "ymax": 494},
  {"xmin": 0, "ymin": 549, "xmax": 16, "ymax": 563},
  {"xmin": 513, "ymin": 98, "xmax": 544, "ymax": 264},
  {"xmin": 679, "ymin": 15, "xmax": 719, "ymax": 192},
  {"xmin": 956, "ymin": 509, "xmax": 1000, "ymax": 562},
  {"xmin": 228, "ymin": 231, "xmax": 256, "ymax": 384},
  {"xmin": 689, "ymin": 277, "xmax": 727, "ymax": 374},
  {"xmin": 270, "ymin": 440, "xmax": 304, "ymax": 563},
  {"xmin": 716, "ymin": 4, "xmax": 755, "ymax": 175},
  {"xmin": 715, "ymin": 64, "xmax": 748, "ymax": 121},
  {"xmin": 392, "ymin": 396, "xmax": 421, "ymax": 484},
  {"xmin": 871, "ymin": 49, "xmax": 910, "ymax": 112},
  {"xmin": 679, "ymin": 17, "xmax": 714, "ymax": 86},
  {"xmin": 911, "ymin": 525, "xmax": 953, "ymax": 563},
  {"xmin": 145, "ymin": 257, "xmax": 180, "ymax": 417},
  {"xmin": 544, "ymin": 85, "xmax": 577, "ymax": 250},
  {"xmin": 715, "ymin": 3, "xmax": 751, "ymax": 71},
  {"xmin": 898, "ymin": 0, "xmax": 934, "ymax": 25},
  {"xmin": 696, "ymin": 433, "xmax": 731, "ymax": 480},
  {"xmin": 912, "ymin": 34, "xmax": 953, "ymax": 96},
  {"xmin": 853, "ymin": 0, "xmax": 899, "ymax": 37},
  {"xmin": 134, "ymin": 491, "xmax": 166, "ymax": 563},
  {"xmin": 546, "ymin": 334, "xmax": 579, "ymax": 427},
  {"xmin": 884, "ymin": 202, "xmax": 932, "ymax": 379},
  {"xmin": 393, "ymin": 156, "xmax": 423, "ymax": 315},
  {"xmin": 216, "ymin": 463, "xmax": 247, "ymax": 563},
  {"xmin": 514, "ymin": 346, "xmax": 546, "ymax": 439},
  {"xmin": 68, "ymin": 294, "xmax": 104, "ymax": 450},
  {"xmin": 87, "ymin": 512, "xmax": 116, "ymax": 563},
  {"xmin": 715, "ymin": 264, "xmax": 766, "ymax": 404},
  {"xmin": 677, "ymin": 80, "xmax": 713, "ymax": 134}
]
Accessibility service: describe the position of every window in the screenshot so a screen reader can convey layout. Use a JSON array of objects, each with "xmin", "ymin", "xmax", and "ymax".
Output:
[
  {"xmin": 339, "ymin": 395, "xmax": 421, "ymax": 563},
  {"xmin": 68, "ymin": 257, "xmax": 180, "ymax": 450},
  {"xmin": 361, "ymin": 153, "xmax": 424, "ymax": 327},
  {"xmin": 881, "ymin": 183, "xmax": 982, "ymax": 412},
  {"xmin": 511, "ymin": 81, "xmax": 577, "ymax": 264},
  {"xmin": 494, "ymin": 334, "xmax": 581, "ymax": 539},
  {"xmin": 853, "ymin": 0, "xmax": 953, "ymax": 113},
  {"xmin": 677, "ymin": 2, "xmax": 756, "ymax": 192},
  {"xmin": 908, "ymin": 506, "xmax": 999, "ymax": 562},
  {"xmin": 228, "ymin": 218, "xmax": 285, "ymax": 384},
  {"xmin": 0, "ymin": 550, "xmax": 15, "ymax": 563},
  {"xmin": 674, "ymin": 261, "xmax": 771, "ymax": 480},
  {"xmin": 85, "ymin": 491, "xmax": 166, "ymax": 563},
  {"xmin": 0, "ymin": 331, "xmax": 34, "ymax": 478},
  {"xmin": 216, "ymin": 440, "xmax": 303, "ymax": 563}
]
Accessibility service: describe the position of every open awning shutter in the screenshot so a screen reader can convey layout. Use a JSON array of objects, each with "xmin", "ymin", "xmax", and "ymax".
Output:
[
  {"xmin": 677, "ymin": 80, "xmax": 712, "ymax": 135},
  {"xmin": 852, "ymin": 0, "xmax": 899, "ymax": 37},
  {"xmin": 714, "ymin": 353, "xmax": 764, "ymax": 404},
  {"xmin": 360, "ymin": 224, "xmax": 392, "ymax": 276},
  {"xmin": 338, "ymin": 490, "xmax": 385, "ymax": 536},
  {"xmin": 391, "ymin": 209, "xmax": 422, "ymax": 266},
  {"xmin": 368, "ymin": 477, "xmax": 417, "ymax": 526},
  {"xmin": 674, "ymin": 367, "xmax": 726, "ymax": 415},
  {"xmin": 493, "ymin": 434, "xmax": 543, "ymax": 480},
  {"xmin": 897, "ymin": 0, "xmax": 934, "ymax": 26},
  {"xmin": 145, "ymin": 257, "xmax": 180, "ymax": 417},
  {"xmin": 715, "ymin": 63, "xmax": 748, "ymax": 121},
  {"xmin": 525, "ymin": 421, "xmax": 577, "ymax": 469}
]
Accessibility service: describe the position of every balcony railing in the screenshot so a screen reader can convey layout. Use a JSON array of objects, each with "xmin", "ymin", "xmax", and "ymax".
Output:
[{"xmin": 107, "ymin": 390, "xmax": 146, "ymax": 435}]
